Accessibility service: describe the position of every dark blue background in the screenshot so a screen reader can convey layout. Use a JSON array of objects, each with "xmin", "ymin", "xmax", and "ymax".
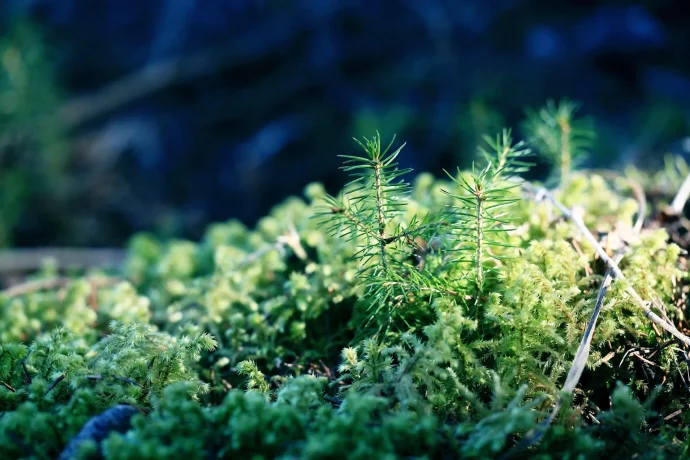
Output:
[{"xmin": 1, "ymin": 0, "xmax": 689, "ymax": 246}]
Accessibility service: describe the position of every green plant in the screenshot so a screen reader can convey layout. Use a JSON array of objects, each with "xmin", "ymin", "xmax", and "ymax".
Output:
[
  {"xmin": 316, "ymin": 133, "xmax": 448, "ymax": 333},
  {"xmin": 0, "ymin": 22, "xmax": 69, "ymax": 247},
  {"xmin": 444, "ymin": 129, "xmax": 531, "ymax": 293},
  {"xmin": 523, "ymin": 99, "xmax": 595, "ymax": 186},
  {"xmin": 1, "ymin": 101, "xmax": 690, "ymax": 459}
]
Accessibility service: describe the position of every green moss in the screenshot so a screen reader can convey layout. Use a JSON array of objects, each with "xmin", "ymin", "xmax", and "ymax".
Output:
[{"xmin": 2, "ymin": 102, "xmax": 690, "ymax": 458}]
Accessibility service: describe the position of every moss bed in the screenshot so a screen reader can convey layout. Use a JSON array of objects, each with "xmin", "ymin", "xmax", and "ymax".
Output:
[{"xmin": 1, "ymin": 103, "xmax": 690, "ymax": 459}]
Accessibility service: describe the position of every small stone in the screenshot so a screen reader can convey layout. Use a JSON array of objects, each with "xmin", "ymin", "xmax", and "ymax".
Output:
[{"xmin": 59, "ymin": 405, "xmax": 140, "ymax": 460}]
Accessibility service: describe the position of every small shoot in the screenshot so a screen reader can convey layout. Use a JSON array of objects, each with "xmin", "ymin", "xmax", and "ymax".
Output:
[
  {"xmin": 444, "ymin": 129, "xmax": 531, "ymax": 293},
  {"xmin": 237, "ymin": 360, "xmax": 271, "ymax": 396},
  {"xmin": 315, "ymin": 132, "xmax": 450, "ymax": 331},
  {"xmin": 523, "ymin": 99, "xmax": 595, "ymax": 186}
]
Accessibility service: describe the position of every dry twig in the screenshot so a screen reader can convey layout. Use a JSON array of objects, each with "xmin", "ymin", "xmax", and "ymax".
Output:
[
  {"xmin": 2, "ymin": 276, "xmax": 122, "ymax": 299},
  {"xmin": 0, "ymin": 248, "xmax": 126, "ymax": 274},
  {"xmin": 1, "ymin": 380, "xmax": 16, "ymax": 392},
  {"xmin": 668, "ymin": 173, "xmax": 690, "ymax": 216},
  {"xmin": 45, "ymin": 374, "xmax": 66, "ymax": 395}
]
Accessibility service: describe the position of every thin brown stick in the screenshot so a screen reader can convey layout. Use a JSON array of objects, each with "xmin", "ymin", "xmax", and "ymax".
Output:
[
  {"xmin": 669, "ymin": 173, "xmax": 690, "ymax": 216},
  {"xmin": 2, "ymin": 276, "xmax": 122, "ymax": 298},
  {"xmin": 319, "ymin": 359, "xmax": 334, "ymax": 380},
  {"xmin": 649, "ymin": 408, "xmax": 684, "ymax": 433},
  {"xmin": 631, "ymin": 351, "xmax": 661, "ymax": 368},
  {"xmin": 2, "ymin": 278, "xmax": 70, "ymax": 298},
  {"xmin": 571, "ymin": 239, "xmax": 593, "ymax": 276},
  {"xmin": 663, "ymin": 409, "xmax": 683, "ymax": 422},
  {"xmin": 0, "ymin": 248, "xmax": 126, "ymax": 273},
  {"xmin": 45, "ymin": 374, "xmax": 65, "ymax": 395},
  {"xmin": 21, "ymin": 362, "xmax": 31, "ymax": 384},
  {"xmin": 627, "ymin": 177, "xmax": 647, "ymax": 234},
  {"xmin": 597, "ymin": 351, "xmax": 616, "ymax": 365},
  {"xmin": 647, "ymin": 340, "xmax": 674, "ymax": 359},
  {"xmin": 1, "ymin": 380, "xmax": 16, "ymax": 392}
]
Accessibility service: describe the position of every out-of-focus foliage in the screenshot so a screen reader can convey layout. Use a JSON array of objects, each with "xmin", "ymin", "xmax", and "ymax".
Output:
[
  {"xmin": 2, "ymin": 2, "xmax": 690, "ymax": 246},
  {"xmin": 523, "ymin": 99, "xmax": 596, "ymax": 185},
  {"xmin": 0, "ymin": 22, "xmax": 67, "ymax": 247}
]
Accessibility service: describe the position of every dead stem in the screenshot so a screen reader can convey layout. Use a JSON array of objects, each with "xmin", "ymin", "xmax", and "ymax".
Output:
[
  {"xmin": 0, "ymin": 248, "xmax": 126, "ymax": 273},
  {"xmin": 571, "ymin": 239, "xmax": 593, "ymax": 276},
  {"xmin": 45, "ymin": 374, "xmax": 66, "ymax": 395},
  {"xmin": 2, "ymin": 276, "xmax": 122, "ymax": 299},
  {"xmin": 669, "ymin": 172, "xmax": 690, "ymax": 216},
  {"xmin": 1, "ymin": 380, "xmax": 16, "ymax": 392}
]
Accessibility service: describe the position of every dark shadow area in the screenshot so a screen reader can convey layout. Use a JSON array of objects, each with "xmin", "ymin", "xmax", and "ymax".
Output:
[{"xmin": 0, "ymin": 0, "xmax": 689, "ymax": 247}]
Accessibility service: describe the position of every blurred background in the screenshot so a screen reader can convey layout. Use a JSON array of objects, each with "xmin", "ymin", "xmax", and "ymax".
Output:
[{"xmin": 0, "ymin": 0, "xmax": 689, "ymax": 249}]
